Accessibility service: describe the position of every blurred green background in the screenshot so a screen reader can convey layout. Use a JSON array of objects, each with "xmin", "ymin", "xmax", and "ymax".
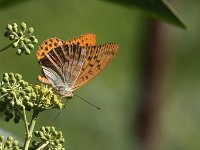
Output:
[{"xmin": 0, "ymin": 0, "xmax": 200, "ymax": 150}]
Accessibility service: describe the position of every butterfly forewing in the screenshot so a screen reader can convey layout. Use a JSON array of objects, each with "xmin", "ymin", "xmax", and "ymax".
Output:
[
  {"xmin": 64, "ymin": 33, "xmax": 96, "ymax": 47},
  {"xmin": 36, "ymin": 37, "xmax": 64, "ymax": 60},
  {"xmin": 73, "ymin": 43, "xmax": 118, "ymax": 90}
]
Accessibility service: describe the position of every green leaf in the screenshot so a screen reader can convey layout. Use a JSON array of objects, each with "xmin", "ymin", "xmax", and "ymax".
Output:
[
  {"xmin": 104, "ymin": 0, "xmax": 186, "ymax": 29},
  {"xmin": 0, "ymin": 0, "xmax": 29, "ymax": 8}
]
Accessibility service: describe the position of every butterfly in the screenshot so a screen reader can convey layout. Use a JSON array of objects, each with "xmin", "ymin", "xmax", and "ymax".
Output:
[{"xmin": 36, "ymin": 33, "xmax": 118, "ymax": 98}]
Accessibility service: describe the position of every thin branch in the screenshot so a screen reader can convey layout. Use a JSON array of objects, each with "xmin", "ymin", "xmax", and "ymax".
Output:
[
  {"xmin": 0, "ymin": 40, "xmax": 16, "ymax": 52},
  {"xmin": 36, "ymin": 141, "xmax": 49, "ymax": 150}
]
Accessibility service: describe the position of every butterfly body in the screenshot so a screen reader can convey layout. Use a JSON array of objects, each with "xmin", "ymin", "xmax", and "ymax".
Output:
[{"xmin": 37, "ymin": 33, "xmax": 118, "ymax": 97}]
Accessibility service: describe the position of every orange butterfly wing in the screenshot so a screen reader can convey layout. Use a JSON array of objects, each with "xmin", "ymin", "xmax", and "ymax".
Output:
[
  {"xmin": 64, "ymin": 33, "xmax": 96, "ymax": 47},
  {"xmin": 37, "ymin": 33, "xmax": 96, "ymax": 84},
  {"xmin": 73, "ymin": 43, "xmax": 118, "ymax": 90}
]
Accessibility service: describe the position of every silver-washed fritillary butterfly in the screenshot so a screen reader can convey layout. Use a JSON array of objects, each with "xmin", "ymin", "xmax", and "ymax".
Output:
[{"xmin": 36, "ymin": 33, "xmax": 118, "ymax": 97}]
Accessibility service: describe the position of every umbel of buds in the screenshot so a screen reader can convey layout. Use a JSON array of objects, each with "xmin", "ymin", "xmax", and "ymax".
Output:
[
  {"xmin": 4, "ymin": 22, "xmax": 38, "ymax": 55},
  {"xmin": 0, "ymin": 73, "xmax": 63, "ymax": 123},
  {"xmin": 32, "ymin": 126, "xmax": 65, "ymax": 150},
  {"xmin": 0, "ymin": 136, "xmax": 20, "ymax": 150}
]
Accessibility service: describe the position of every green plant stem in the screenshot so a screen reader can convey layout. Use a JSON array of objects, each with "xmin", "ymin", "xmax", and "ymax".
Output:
[
  {"xmin": 36, "ymin": 141, "xmax": 49, "ymax": 150},
  {"xmin": 0, "ymin": 40, "xmax": 16, "ymax": 52},
  {"xmin": 22, "ymin": 107, "xmax": 29, "ymax": 139},
  {"xmin": 24, "ymin": 110, "xmax": 39, "ymax": 150}
]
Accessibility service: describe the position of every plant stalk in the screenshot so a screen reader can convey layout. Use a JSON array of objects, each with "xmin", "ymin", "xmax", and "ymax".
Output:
[{"xmin": 24, "ymin": 110, "xmax": 39, "ymax": 150}]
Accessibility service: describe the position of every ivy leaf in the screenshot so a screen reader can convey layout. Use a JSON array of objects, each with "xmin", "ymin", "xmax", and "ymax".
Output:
[{"xmin": 104, "ymin": 0, "xmax": 186, "ymax": 29}]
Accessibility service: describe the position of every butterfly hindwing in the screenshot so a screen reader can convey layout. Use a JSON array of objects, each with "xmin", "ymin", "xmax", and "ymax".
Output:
[
  {"xmin": 42, "ymin": 66, "xmax": 65, "ymax": 87},
  {"xmin": 39, "ymin": 44, "xmax": 86, "ymax": 91}
]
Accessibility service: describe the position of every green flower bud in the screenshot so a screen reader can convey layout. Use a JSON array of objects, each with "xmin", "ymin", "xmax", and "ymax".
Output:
[
  {"xmin": 24, "ymin": 38, "xmax": 31, "ymax": 44},
  {"xmin": 23, "ymin": 96, "xmax": 30, "ymax": 101},
  {"xmin": 25, "ymin": 86, "xmax": 32, "ymax": 92},
  {"xmin": 10, "ymin": 77, "xmax": 16, "ymax": 83},
  {"xmin": 22, "ymin": 81, "xmax": 28, "ymax": 87},
  {"xmin": 12, "ymin": 41, "xmax": 18, "ymax": 48},
  {"xmin": 13, "ymin": 140, "xmax": 18, "ymax": 146},
  {"xmin": 19, "ymin": 90, "xmax": 26, "ymax": 96},
  {"xmin": 27, "ymin": 43, "xmax": 34, "ymax": 50},
  {"xmin": 41, "ymin": 126, "xmax": 45, "ymax": 132},
  {"xmin": 0, "ymin": 87, "xmax": 7, "ymax": 94},
  {"xmin": 10, "ymin": 91, "xmax": 16, "ymax": 96},
  {"xmin": 32, "ymin": 38, "xmax": 38, "ymax": 44},
  {"xmin": 16, "ymin": 49, "xmax": 22, "ymax": 55},
  {"xmin": 51, "ymin": 126, "xmax": 56, "ymax": 132},
  {"xmin": 4, "ymin": 31, "xmax": 11, "ymax": 37},
  {"xmin": 25, "ymin": 49, "xmax": 31, "ymax": 55},
  {"xmin": 14, "ymin": 117, "xmax": 20, "ymax": 123},
  {"xmin": 12, "ymin": 26, "xmax": 18, "ymax": 33},
  {"xmin": 5, "ymin": 116, "xmax": 11, "ymax": 122},
  {"xmin": 31, "ymin": 92, "xmax": 37, "ymax": 99},
  {"xmin": 34, "ymin": 131, "xmax": 39, "ymax": 136},
  {"xmin": 9, "ymin": 35, "xmax": 15, "ymax": 40},
  {"xmin": 59, "ymin": 138, "xmax": 64, "ymax": 143},
  {"xmin": 58, "ymin": 131, "xmax": 62, "ymax": 136},
  {"xmin": 29, "ymin": 36, "xmax": 36, "ymax": 41},
  {"xmin": 27, "ymin": 102, "xmax": 33, "ymax": 107},
  {"xmin": 13, "ymin": 146, "xmax": 20, "ymax": 150},
  {"xmin": 6, "ymin": 24, "xmax": 12, "ymax": 31},
  {"xmin": 20, "ymin": 22, "xmax": 26, "ymax": 30},
  {"xmin": 13, "ymin": 147, "xmax": 20, "ymax": 150},
  {"xmin": 52, "ymin": 130, "xmax": 57, "ymax": 136},
  {"xmin": 12, "ymin": 23, "xmax": 18, "ymax": 27},
  {"xmin": 27, "ymin": 27, "xmax": 34, "ymax": 34},
  {"xmin": 46, "ymin": 126, "xmax": 51, "ymax": 132},
  {"xmin": 9, "ymin": 73, "xmax": 14, "ymax": 78},
  {"xmin": 7, "ymin": 136, "xmax": 13, "ymax": 141},
  {"xmin": 3, "ymin": 73, "xmax": 9, "ymax": 78},
  {"xmin": 17, "ymin": 31, "xmax": 23, "ymax": 37},
  {"xmin": 55, "ymin": 140, "xmax": 59, "ymax": 145},
  {"xmin": 16, "ymin": 99, "xmax": 22, "ymax": 106},
  {"xmin": 0, "ymin": 136, "xmax": 4, "ymax": 142},
  {"xmin": 3, "ymin": 77, "xmax": 9, "ymax": 82},
  {"xmin": 39, "ymin": 131, "xmax": 44, "ymax": 137},
  {"xmin": 5, "ymin": 140, "xmax": 12, "ymax": 147},
  {"xmin": 41, "ymin": 136, "xmax": 46, "ymax": 141},
  {"xmin": 15, "ymin": 73, "xmax": 22, "ymax": 81}
]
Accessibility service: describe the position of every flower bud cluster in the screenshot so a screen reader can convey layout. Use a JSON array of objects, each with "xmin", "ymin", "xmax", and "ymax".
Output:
[
  {"xmin": 4, "ymin": 22, "xmax": 38, "ymax": 55},
  {"xmin": 32, "ymin": 126, "xmax": 65, "ymax": 150},
  {"xmin": 0, "ymin": 73, "xmax": 63, "ymax": 123},
  {"xmin": 0, "ymin": 73, "xmax": 33, "ymax": 123},
  {"xmin": 0, "ymin": 136, "xmax": 20, "ymax": 150},
  {"xmin": 32, "ymin": 84, "xmax": 63, "ymax": 111}
]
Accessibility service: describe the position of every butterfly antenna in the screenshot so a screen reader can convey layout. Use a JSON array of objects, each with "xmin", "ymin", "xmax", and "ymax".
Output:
[{"xmin": 74, "ymin": 95, "xmax": 101, "ymax": 110}]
